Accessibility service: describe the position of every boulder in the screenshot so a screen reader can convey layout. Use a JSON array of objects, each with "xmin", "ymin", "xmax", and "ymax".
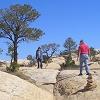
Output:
[
  {"xmin": 52, "ymin": 57, "xmax": 65, "ymax": 65},
  {"xmin": 0, "ymin": 71, "xmax": 54, "ymax": 100},
  {"xmin": 18, "ymin": 59, "xmax": 30, "ymax": 66},
  {"xmin": 84, "ymin": 74, "xmax": 97, "ymax": 90},
  {"xmin": 20, "ymin": 68, "xmax": 59, "ymax": 85},
  {"xmin": 46, "ymin": 62, "xmax": 61, "ymax": 70},
  {"xmin": 54, "ymin": 70, "xmax": 100, "ymax": 100},
  {"xmin": 90, "ymin": 62, "xmax": 100, "ymax": 70}
]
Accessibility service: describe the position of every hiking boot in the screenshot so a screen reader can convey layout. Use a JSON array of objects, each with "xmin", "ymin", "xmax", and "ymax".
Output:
[
  {"xmin": 78, "ymin": 73, "xmax": 83, "ymax": 76},
  {"xmin": 86, "ymin": 73, "xmax": 91, "ymax": 75}
]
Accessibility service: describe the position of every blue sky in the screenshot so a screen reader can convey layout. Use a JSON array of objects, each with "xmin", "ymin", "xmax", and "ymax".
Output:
[{"xmin": 0, "ymin": 0, "xmax": 100, "ymax": 60}]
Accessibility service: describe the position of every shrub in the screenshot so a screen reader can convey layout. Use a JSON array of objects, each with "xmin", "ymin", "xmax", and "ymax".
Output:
[
  {"xmin": 6, "ymin": 62, "xmax": 20, "ymax": 72},
  {"xmin": 27, "ymin": 55, "xmax": 36, "ymax": 67},
  {"xmin": 28, "ymin": 58, "xmax": 36, "ymax": 67},
  {"xmin": 98, "ymin": 61, "xmax": 100, "ymax": 65},
  {"xmin": 42, "ymin": 55, "xmax": 52, "ymax": 64},
  {"xmin": 42, "ymin": 55, "xmax": 48, "ymax": 63},
  {"xmin": 60, "ymin": 56, "xmax": 75, "ymax": 70},
  {"xmin": 27, "ymin": 55, "xmax": 33, "ymax": 60}
]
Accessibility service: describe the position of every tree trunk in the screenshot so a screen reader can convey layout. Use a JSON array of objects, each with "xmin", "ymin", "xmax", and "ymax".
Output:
[
  {"xmin": 14, "ymin": 42, "xmax": 17, "ymax": 63},
  {"xmin": 13, "ymin": 36, "xmax": 18, "ymax": 63},
  {"xmin": 69, "ymin": 47, "xmax": 71, "ymax": 57},
  {"xmin": 10, "ymin": 58, "xmax": 12, "ymax": 65},
  {"xmin": 69, "ymin": 51, "xmax": 71, "ymax": 57}
]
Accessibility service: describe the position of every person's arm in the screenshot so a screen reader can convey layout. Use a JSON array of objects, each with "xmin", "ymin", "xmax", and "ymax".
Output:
[
  {"xmin": 41, "ymin": 51, "xmax": 43, "ymax": 61},
  {"xmin": 88, "ymin": 47, "xmax": 90, "ymax": 55},
  {"xmin": 77, "ymin": 46, "xmax": 80, "ymax": 61},
  {"xmin": 36, "ymin": 50, "xmax": 38, "ymax": 59}
]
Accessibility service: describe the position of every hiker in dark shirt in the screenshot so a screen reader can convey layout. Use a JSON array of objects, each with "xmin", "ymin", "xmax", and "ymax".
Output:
[{"xmin": 36, "ymin": 47, "xmax": 43, "ymax": 69}]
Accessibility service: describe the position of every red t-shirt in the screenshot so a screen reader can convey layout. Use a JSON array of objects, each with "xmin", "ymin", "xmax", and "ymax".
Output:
[{"xmin": 78, "ymin": 43, "xmax": 90, "ymax": 54}]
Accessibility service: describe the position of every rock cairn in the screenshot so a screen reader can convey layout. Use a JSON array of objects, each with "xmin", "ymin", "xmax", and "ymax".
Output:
[{"xmin": 84, "ymin": 74, "xmax": 97, "ymax": 90}]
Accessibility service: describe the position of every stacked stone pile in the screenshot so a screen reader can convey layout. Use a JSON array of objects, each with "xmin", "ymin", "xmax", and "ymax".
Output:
[{"xmin": 84, "ymin": 74, "xmax": 97, "ymax": 90}]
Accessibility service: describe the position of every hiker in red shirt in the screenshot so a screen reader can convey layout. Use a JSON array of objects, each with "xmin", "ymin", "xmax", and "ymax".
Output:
[{"xmin": 78, "ymin": 40, "xmax": 90, "ymax": 75}]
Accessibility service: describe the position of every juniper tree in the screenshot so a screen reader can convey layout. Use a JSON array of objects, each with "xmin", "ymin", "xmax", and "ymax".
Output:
[
  {"xmin": 64, "ymin": 37, "xmax": 77, "ymax": 57},
  {"xmin": 0, "ymin": 4, "xmax": 44, "ymax": 64},
  {"xmin": 41, "ymin": 43, "xmax": 60, "ymax": 61},
  {"xmin": 90, "ymin": 47, "xmax": 96, "ymax": 60}
]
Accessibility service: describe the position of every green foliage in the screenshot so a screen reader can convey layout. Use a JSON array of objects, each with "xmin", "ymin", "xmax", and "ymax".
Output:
[
  {"xmin": 97, "ymin": 50, "xmax": 100, "ymax": 54},
  {"xmin": 64, "ymin": 37, "xmax": 77, "ymax": 56},
  {"xmin": 6, "ymin": 43, "xmax": 14, "ymax": 63},
  {"xmin": 42, "ymin": 55, "xmax": 52, "ymax": 63},
  {"xmin": 0, "ymin": 4, "xmax": 44, "ymax": 42},
  {"xmin": 60, "ymin": 37, "xmax": 77, "ymax": 70},
  {"xmin": 6, "ymin": 62, "xmax": 20, "ymax": 72},
  {"xmin": 27, "ymin": 55, "xmax": 33, "ymax": 60},
  {"xmin": 27, "ymin": 55, "xmax": 36, "ymax": 67},
  {"xmin": 42, "ymin": 55, "xmax": 49, "ymax": 63},
  {"xmin": 29, "ymin": 59, "xmax": 36, "ymax": 67},
  {"xmin": 65, "ymin": 56, "xmax": 72, "ymax": 65},
  {"xmin": 60, "ymin": 50, "xmax": 69, "ymax": 56},
  {"xmin": 90, "ymin": 47, "xmax": 97, "ymax": 60},
  {"xmin": 65, "ymin": 56, "xmax": 75, "ymax": 66},
  {"xmin": 60, "ymin": 56, "xmax": 75, "ymax": 70},
  {"xmin": 41, "ymin": 43, "xmax": 60, "ymax": 63}
]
